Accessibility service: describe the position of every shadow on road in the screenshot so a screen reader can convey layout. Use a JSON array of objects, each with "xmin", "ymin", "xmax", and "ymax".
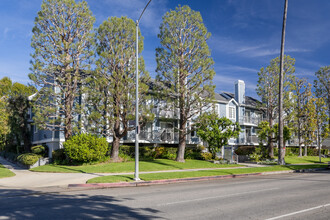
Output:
[{"xmin": 0, "ymin": 188, "xmax": 163, "ymax": 219}]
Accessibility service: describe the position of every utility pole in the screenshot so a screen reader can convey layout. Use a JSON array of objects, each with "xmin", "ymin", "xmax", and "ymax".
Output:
[{"xmin": 278, "ymin": 0, "xmax": 288, "ymax": 165}]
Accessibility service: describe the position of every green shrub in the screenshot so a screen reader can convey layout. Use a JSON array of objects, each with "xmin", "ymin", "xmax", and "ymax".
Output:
[
  {"xmin": 117, "ymin": 145, "xmax": 180, "ymax": 161},
  {"xmin": 197, "ymin": 145, "xmax": 206, "ymax": 152},
  {"xmin": 185, "ymin": 148, "xmax": 202, "ymax": 160},
  {"xmin": 307, "ymin": 148, "xmax": 318, "ymax": 156},
  {"xmin": 164, "ymin": 148, "xmax": 177, "ymax": 160},
  {"xmin": 140, "ymin": 146, "xmax": 154, "ymax": 160},
  {"xmin": 153, "ymin": 146, "xmax": 166, "ymax": 158},
  {"xmin": 17, "ymin": 153, "xmax": 40, "ymax": 166},
  {"xmin": 119, "ymin": 153, "xmax": 134, "ymax": 162},
  {"xmin": 64, "ymin": 133, "xmax": 108, "ymax": 163},
  {"xmin": 235, "ymin": 146, "xmax": 256, "ymax": 155},
  {"xmin": 201, "ymin": 152, "xmax": 212, "ymax": 161},
  {"xmin": 52, "ymin": 148, "xmax": 66, "ymax": 163},
  {"xmin": 31, "ymin": 145, "xmax": 46, "ymax": 156},
  {"xmin": 184, "ymin": 148, "xmax": 194, "ymax": 159},
  {"xmin": 321, "ymin": 149, "xmax": 329, "ymax": 155},
  {"xmin": 119, "ymin": 145, "xmax": 135, "ymax": 157},
  {"xmin": 250, "ymin": 144, "xmax": 268, "ymax": 162}
]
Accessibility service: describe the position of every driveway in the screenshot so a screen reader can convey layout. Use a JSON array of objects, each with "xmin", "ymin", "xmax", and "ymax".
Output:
[{"xmin": 0, "ymin": 157, "xmax": 105, "ymax": 189}]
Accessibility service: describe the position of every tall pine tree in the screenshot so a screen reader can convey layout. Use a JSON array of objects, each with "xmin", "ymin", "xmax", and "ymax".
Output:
[
  {"xmin": 29, "ymin": 0, "xmax": 95, "ymax": 140},
  {"xmin": 88, "ymin": 17, "xmax": 152, "ymax": 161},
  {"xmin": 156, "ymin": 5, "xmax": 215, "ymax": 162}
]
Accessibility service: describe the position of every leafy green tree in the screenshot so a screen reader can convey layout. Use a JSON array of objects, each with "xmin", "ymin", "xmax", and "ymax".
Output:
[
  {"xmin": 0, "ymin": 97, "xmax": 9, "ymax": 149},
  {"xmin": 156, "ymin": 5, "xmax": 215, "ymax": 162},
  {"xmin": 0, "ymin": 77, "xmax": 13, "ymax": 96},
  {"xmin": 29, "ymin": 0, "xmax": 95, "ymax": 140},
  {"xmin": 314, "ymin": 97, "xmax": 329, "ymax": 161},
  {"xmin": 291, "ymin": 77, "xmax": 309, "ymax": 157},
  {"xmin": 0, "ymin": 77, "xmax": 12, "ymax": 149},
  {"xmin": 197, "ymin": 113, "xmax": 240, "ymax": 159},
  {"xmin": 0, "ymin": 77, "xmax": 36, "ymax": 152},
  {"xmin": 257, "ymin": 121, "xmax": 291, "ymax": 159},
  {"xmin": 314, "ymin": 66, "xmax": 330, "ymax": 129},
  {"xmin": 302, "ymin": 88, "xmax": 317, "ymax": 156},
  {"xmin": 7, "ymin": 95, "xmax": 32, "ymax": 152},
  {"xmin": 256, "ymin": 55, "xmax": 295, "ymax": 158},
  {"xmin": 88, "ymin": 16, "xmax": 152, "ymax": 161}
]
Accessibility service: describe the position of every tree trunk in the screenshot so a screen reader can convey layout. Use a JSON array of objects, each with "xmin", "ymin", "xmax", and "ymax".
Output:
[
  {"xmin": 64, "ymin": 93, "xmax": 74, "ymax": 140},
  {"xmin": 304, "ymin": 145, "xmax": 307, "ymax": 156},
  {"xmin": 111, "ymin": 136, "xmax": 120, "ymax": 162},
  {"xmin": 318, "ymin": 129, "xmax": 321, "ymax": 163},
  {"xmin": 111, "ymin": 118, "xmax": 121, "ymax": 162},
  {"xmin": 177, "ymin": 127, "xmax": 186, "ymax": 162},
  {"xmin": 268, "ymin": 118, "xmax": 274, "ymax": 158},
  {"xmin": 298, "ymin": 129, "xmax": 302, "ymax": 157},
  {"xmin": 177, "ymin": 110, "xmax": 186, "ymax": 162},
  {"xmin": 268, "ymin": 138, "xmax": 274, "ymax": 158},
  {"xmin": 64, "ymin": 121, "xmax": 72, "ymax": 140},
  {"xmin": 176, "ymin": 68, "xmax": 187, "ymax": 163}
]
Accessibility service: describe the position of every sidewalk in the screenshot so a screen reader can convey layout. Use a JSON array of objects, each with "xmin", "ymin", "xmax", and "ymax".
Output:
[
  {"xmin": 0, "ymin": 156, "xmax": 267, "ymax": 189},
  {"xmin": 0, "ymin": 157, "xmax": 106, "ymax": 189},
  {"xmin": 1, "ymin": 156, "xmax": 326, "ymax": 189}
]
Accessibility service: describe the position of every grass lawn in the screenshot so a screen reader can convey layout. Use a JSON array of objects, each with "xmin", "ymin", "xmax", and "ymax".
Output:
[
  {"xmin": 285, "ymin": 156, "xmax": 330, "ymax": 164},
  {"xmin": 30, "ymin": 159, "xmax": 242, "ymax": 173},
  {"xmin": 87, "ymin": 164, "xmax": 328, "ymax": 183},
  {"xmin": 0, "ymin": 163, "xmax": 15, "ymax": 179}
]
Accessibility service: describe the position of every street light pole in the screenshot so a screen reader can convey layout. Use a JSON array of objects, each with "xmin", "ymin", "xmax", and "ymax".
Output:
[{"xmin": 135, "ymin": 0, "xmax": 152, "ymax": 181}]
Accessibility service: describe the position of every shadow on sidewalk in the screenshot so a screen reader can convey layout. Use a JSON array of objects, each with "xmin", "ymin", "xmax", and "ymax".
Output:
[{"xmin": 0, "ymin": 188, "xmax": 162, "ymax": 219}]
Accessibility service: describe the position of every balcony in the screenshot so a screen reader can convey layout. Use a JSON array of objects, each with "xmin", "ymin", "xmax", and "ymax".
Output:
[
  {"xmin": 238, "ymin": 135, "xmax": 259, "ymax": 145},
  {"xmin": 125, "ymin": 129, "xmax": 180, "ymax": 144},
  {"xmin": 152, "ymin": 108, "xmax": 179, "ymax": 119},
  {"xmin": 239, "ymin": 116, "xmax": 263, "ymax": 126}
]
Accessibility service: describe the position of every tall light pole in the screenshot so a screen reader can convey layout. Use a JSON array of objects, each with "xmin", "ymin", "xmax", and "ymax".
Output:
[{"xmin": 135, "ymin": 0, "xmax": 152, "ymax": 181}]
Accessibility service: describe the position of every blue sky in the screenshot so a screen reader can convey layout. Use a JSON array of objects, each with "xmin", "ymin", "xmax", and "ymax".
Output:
[{"xmin": 0, "ymin": 0, "xmax": 329, "ymax": 98}]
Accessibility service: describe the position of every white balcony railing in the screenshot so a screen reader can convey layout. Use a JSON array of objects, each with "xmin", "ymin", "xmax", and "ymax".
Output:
[
  {"xmin": 238, "ymin": 136, "xmax": 259, "ymax": 145},
  {"xmin": 125, "ymin": 129, "xmax": 181, "ymax": 143},
  {"xmin": 152, "ymin": 108, "xmax": 179, "ymax": 119},
  {"xmin": 240, "ymin": 116, "xmax": 263, "ymax": 125}
]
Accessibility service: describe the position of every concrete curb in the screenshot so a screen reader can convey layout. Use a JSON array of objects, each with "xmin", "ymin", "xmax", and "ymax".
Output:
[{"xmin": 68, "ymin": 168, "xmax": 327, "ymax": 189}]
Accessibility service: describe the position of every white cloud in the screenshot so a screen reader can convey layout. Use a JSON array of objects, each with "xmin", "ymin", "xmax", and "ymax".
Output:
[
  {"xmin": 215, "ymin": 64, "xmax": 258, "ymax": 74},
  {"xmin": 3, "ymin": 27, "xmax": 9, "ymax": 38},
  {"xmin": 210, "ymin": 35, "xmax": 311, "ymax": 58}
]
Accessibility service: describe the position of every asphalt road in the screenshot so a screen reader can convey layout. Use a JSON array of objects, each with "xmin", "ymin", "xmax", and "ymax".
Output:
[{"xmin": 1, "ymin": 170, "xmax": 330, "ymax": 219}]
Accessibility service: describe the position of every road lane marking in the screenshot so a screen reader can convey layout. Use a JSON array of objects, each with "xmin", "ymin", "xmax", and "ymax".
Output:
[
  {"xmin": 157, "ymin": 188, "xmax": 279, "ymax": 206},
  {"xmin": 265, "ymin": 203, "xmax": 330, "ymax": 220}
]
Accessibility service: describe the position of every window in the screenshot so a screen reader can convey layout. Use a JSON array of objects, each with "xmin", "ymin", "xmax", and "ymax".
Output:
[
  {"xmin": 34, "ymin": 125, "xmax": 38, "ymax": 133},
  {"xmin": 229, "ymin": 107, "xmax": 236, "ymax": 119}
]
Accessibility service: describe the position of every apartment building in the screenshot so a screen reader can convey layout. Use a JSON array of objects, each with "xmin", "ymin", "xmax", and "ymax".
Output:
[{"xmin": 29, "ymin": 79, "xmax": 265, "ymax": 158}]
